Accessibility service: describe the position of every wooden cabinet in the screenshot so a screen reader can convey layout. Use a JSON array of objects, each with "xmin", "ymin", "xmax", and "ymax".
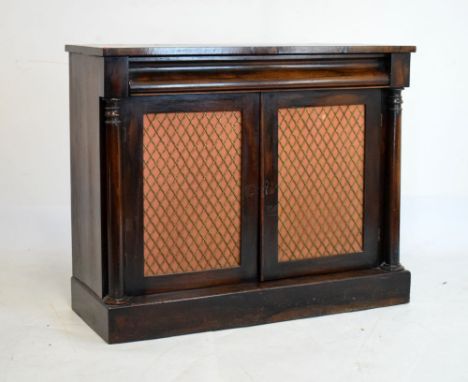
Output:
[{"xmin": 66, "ymin": 45, "xmax": 415, "ymax": 343}]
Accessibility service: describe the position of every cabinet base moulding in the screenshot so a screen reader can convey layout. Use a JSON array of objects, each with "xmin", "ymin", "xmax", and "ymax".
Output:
[{"xmin": 72, "ymin": 268, "xmax": 411, "ymax": 344}]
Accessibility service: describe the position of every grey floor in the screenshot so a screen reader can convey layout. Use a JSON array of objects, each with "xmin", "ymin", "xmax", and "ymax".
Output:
[{"xmin": 1, "ymin": 197, "xmax": 467, "ymax": 381}]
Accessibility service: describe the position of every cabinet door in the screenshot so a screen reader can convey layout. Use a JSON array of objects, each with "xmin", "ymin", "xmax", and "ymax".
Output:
[
  {"xmin": 261, "ymin": 90, "xmax": 382, "ymax": 280},
  {"xmin": 121, "ymin": 93, "xmax": 259, "ymax": 294}
]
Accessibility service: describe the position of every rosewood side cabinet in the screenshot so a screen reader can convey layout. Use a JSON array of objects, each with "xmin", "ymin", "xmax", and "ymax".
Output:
[{"xmin": 66, "ymin": 44, "xmax": 415, "ymax": 343}]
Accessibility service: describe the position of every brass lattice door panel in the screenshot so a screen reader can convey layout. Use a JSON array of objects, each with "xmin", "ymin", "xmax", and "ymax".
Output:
[
  {"xmin": 143, "ymin": 111, "xmax": 242, "ymax": 276},
  {"xmin": 261, "ymin": 90, "xmax": 382, "ymax": 280},
  {"xmin": 121, "ymin": 94, "xmax": 259, "ymax": 294},
  {"xmin": 277, "ymin": 104, "xmax": 365, "ymax": 262}
]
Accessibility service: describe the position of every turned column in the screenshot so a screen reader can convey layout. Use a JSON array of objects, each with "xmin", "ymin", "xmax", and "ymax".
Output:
[
  {"xmin": 103, "ymin": 98, "xmax": 127, "ymax": 303},
  {"xmin": 381, "ymin": 88, "xmax": 404, "ymax": 271}
]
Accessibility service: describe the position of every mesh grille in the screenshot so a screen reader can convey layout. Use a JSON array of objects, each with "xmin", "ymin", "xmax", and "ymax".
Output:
[
  {"xmin": 143, "ymin": 111, "xmax": 242, "ymax": 276},
  {"xmin": 278, "ymin": 104, "xmax": 365, "ymax": 262}
]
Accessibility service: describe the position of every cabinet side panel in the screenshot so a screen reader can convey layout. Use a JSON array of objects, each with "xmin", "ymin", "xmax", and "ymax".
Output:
[{"xmin": 69, "ymin": 53, "xmax": 105, "ymax": 297}]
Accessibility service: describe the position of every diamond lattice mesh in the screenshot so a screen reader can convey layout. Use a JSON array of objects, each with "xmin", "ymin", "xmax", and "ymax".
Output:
[
  {"xmin": 278, "ymin": 104, "xmax": 365, "ymax": 262},
  {"xmin": 143, "ymin": 111, "xmax": 242, "ymax": 276}
]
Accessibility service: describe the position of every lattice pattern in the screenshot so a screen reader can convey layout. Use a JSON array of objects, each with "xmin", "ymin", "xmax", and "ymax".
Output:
[
  {"xmin": 278, "ymin": 104, "xmax": 365, "ymax": 262},
  {"xmin": 143, "ymin": 111, "xmax": 242, "ymax": 276}
]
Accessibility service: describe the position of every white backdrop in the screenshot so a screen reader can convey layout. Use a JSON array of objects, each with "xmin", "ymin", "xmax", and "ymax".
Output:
[
  {"xmin": 1, "ymin": 1, "xmax": 468, "ymax": 381},
  {"xmin": 1, "ymin": 0, "xmax": 468, "ymax": 251}
]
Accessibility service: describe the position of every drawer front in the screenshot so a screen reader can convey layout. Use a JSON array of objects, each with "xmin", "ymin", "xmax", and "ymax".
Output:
[
  {"xmin": 127, "ymin": 55, "xmax": 389, "ymax": 95},
  {"xmin": 261, "ymin": 89, "xmax": 382, "ymax": 280},
  {"xmin": 120, "ymin": 93, "xmax": 259, "ymax": 294}
]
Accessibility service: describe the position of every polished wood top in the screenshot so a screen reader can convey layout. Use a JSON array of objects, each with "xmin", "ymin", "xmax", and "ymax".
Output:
[{"xmin": 65, "ymin": 44, "xmax": 416, "ymax": 57}]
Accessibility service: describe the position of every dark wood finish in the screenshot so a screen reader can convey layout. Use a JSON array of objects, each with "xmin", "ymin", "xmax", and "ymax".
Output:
[
  {"xmin": 104, "ymin": 57, "xmax": 129, "ymax": 98},
  {"xmin": 72, "ymin": 268, "xmax": 411, "ymax": 343},
  {"xmin": 261, "ymin": 89, "xmax": 382, "ymax": 280},
  {"xmin": 127, "ymin": 55, "xmax": 389, "ymax": 94},
  {"xmin": 103, "ymin": 98, "xmax": 127, "ymax": 304},
  {"xmin": 390, "ymin": 53, "xmax": 411, "ymax": 88},
  {"xmin": 381, "ymin": 88, "xmax": 404, "ymax": 271},
  {"xmin": 65, "ymin": 44, "xmax": 416, "ymax": 57},
  {"xmin": 67, "ymin": 45, "xmax": 414, "ymax": 343},
  {"xmin": 120, "ymin": 93, "xmax": 259, "ymax": 295},
  {"xmin": 69, "ymin": 53, "xmax": 106, "ymax": 298}
]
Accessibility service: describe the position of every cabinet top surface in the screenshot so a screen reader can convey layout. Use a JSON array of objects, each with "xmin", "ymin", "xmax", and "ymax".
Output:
[{"xmin": 65, "ymin": 44, "xmax": 416, "ymax": 57}]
